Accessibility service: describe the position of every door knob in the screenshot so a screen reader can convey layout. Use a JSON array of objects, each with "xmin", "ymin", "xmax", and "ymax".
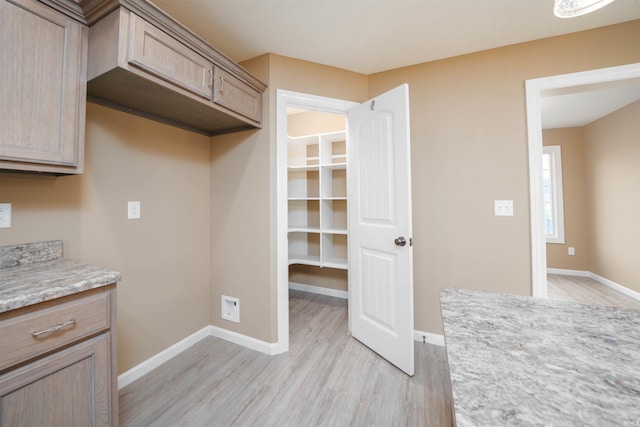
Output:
[{"xmin": 394, "ymin": 236, "xmax": 407, "ymax": 247}]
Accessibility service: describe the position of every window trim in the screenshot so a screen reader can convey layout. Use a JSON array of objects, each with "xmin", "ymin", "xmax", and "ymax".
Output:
[{"xmin": 543, "ymin": 145, "xmax": 565, "ymax": 244}]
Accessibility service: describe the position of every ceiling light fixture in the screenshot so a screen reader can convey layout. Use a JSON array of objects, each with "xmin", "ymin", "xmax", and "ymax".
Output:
[{"xmin": 554, "ymin": 0, "xmax": 617, "ymax": 18}]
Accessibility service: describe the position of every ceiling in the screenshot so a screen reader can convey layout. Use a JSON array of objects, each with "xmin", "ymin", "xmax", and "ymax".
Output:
[
  {"xmin": 152, "ymin": 0, "xmax": 640, "ymax": 75},
  {"xmin": 541, "ymin": 77, "xmax": 640, "ymax": 129},
  {"xmin": 151, "ymin": 0, "xmax": 640, "ymax": 128}
]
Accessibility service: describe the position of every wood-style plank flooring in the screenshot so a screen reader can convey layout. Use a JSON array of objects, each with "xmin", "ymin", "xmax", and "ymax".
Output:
[
  {"xmin": 547, "ymin": 274, "xmax": 640, "ymax": 311},
  {"xmin": 119, "ymin": 290, "xmax": 453, "ymax": 426}
]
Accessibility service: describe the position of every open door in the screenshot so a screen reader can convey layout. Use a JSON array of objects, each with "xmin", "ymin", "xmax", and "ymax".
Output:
[{"xmin": 347, "ymin": 84, "xmax": 414, "ymax": 375}]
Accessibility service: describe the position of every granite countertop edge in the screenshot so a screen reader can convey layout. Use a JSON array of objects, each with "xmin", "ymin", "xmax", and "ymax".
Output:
[
  {"xmin": 0, "ymin": 259, "xmax": 122, "ymax": 314},
  {"xmin": 440, "ymin": 287, "xmax": 640, "ymax": 426}
]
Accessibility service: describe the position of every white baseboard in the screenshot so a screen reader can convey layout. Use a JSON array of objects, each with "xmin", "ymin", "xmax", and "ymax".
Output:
[
  {"xmin": 208, "ymin": 325, "xmax": 279, "ymax": 355},
  {"xmin": 118, "ymin": 325, "xmax": 277, "ymax": 390},
  {"xmin": 414, "ymin": 330, "xmax": 445, "ymax": 346},
  {"xmin": 547, "ymin": 268, "xmax": 590, "ymax": 277},
  {"xmin": 289, "ymin": 282, "xmax": 348, "ymax": 299},
  {"xmin": 117, "ymin": 326, "xmax": 211, "ymax": 390},
  {"xmin": 590, "ymin": 272, "xmax": 640, "ymax": 302},
  {"xmin": 547, "ymin": 268, "xmax": 640, "ymax": 302}
]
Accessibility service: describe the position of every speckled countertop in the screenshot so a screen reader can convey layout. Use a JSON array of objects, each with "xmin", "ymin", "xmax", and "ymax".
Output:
[
  {"xmin": 0, "ymin": 241, "xmax": 121, "ymax": 314},
  {"xmin": 440, "ymin": 288, "xmax": 640, "ymax": 426}
]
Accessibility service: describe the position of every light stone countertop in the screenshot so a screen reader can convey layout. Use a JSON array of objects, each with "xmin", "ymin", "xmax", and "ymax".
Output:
[
  {"xmin": 440, "ymin": 288, "xmax": 640, "ymax": 427},
  {"xmin": 0, "ymin": 241, "xmax": 121, "ymax": 313}
]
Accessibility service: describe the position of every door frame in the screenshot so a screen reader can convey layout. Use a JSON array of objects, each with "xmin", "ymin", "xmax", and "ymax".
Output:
[
  {"xmin": 275, "ymin": 89, "xmax": 358, "ymax": 354},
  {"xmin": 525, "ymin": 62, "xmax": 640, "ymax": 298}
]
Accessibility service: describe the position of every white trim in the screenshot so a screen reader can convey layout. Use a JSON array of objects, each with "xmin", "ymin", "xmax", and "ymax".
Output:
[
  {"xmin": 208, "ymin": 325, "xmax": 279, "ymax": 355},
  {"xmin": 591, "ymin": 272, "xmax": 640, "ymax": 302},
  {"xmin": 547, "ymin": 268, "xmax": 589, "ymax": 277},
  {"xmin": 547, "ymin": 269, "xmax": 640, "ymax": 302},
  {"xmin": 117, "ymin": 326, "xmax": 211, "ymax": 389},
  {"xmin": 276, "ymin": 90, "xmax": 358, "ymax": 355},
  {"xmin": 289, "ymin": 282, "xmax": 349, "ymax": 299},
  {"xmin": 118, "ymin": 325, "xmax": 279, "ymax": 389},
  {"xmin": 413, "ymin": 330, "xmax": 445, "ymax": 347},
  {"xmin": 526, "ymin": 63, "xmax": 640, "ymax": 298}
]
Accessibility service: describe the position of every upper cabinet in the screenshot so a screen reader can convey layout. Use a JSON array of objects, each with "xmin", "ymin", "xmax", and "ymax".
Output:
[
  {"xmin": 0, "ymin": 0, "xmax": 88, "ymax": 174},
  {"xmin": 86, "ymin": 1, "xmax": 265, "ymax": 136},
  {"xmin": 0, "ymin": 0, "xmax": 265, "ymax": 175}
]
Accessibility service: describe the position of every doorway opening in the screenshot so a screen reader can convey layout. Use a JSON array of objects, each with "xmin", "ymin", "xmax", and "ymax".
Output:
[
  {"xmin": 275, "ymin": 90, "xmax": 357, "ymax": 354},
  {"xmin": 525, "ymin": 63, "xmax": 640, "ymax": 298}
]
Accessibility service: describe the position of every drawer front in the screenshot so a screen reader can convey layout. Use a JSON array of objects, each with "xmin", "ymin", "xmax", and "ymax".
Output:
[
  {"xmin": 128, "ymin": 13, "xmax": 213, "ymax": 100},
  {"xmin": 213, "ymin": 67, "xmax": 262, "ymax": 124},
  {"xmin": 0, "ymin": 291, "xmax": 110, "ymax": 372}
]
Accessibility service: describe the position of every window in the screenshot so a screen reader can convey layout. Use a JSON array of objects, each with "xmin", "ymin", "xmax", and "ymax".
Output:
[{"xmin": 542, "ymin": 145, "xmax": 565, "ymax": 244}]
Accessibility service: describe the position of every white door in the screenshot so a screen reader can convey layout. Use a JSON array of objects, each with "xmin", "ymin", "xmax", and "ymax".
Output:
[{"xmin": 347, "ymin": 84, "xmax": 414, "ymax": 375}]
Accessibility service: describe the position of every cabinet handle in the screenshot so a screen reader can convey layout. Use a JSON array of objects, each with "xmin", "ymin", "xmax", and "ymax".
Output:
[
  {"xmin": 31, "ymin": 319, "xmax": 76, "ymax": 337},
  {"xmin": 208, "ymin": 70, "xmax": 213, "ymax": 89},
  {"xmin": 219, "ymin": 76, "xmax": 224, "ymax": 95}
]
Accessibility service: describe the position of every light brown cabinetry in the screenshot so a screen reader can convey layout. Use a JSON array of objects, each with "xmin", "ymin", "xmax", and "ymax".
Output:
[
  {"xmin": 0, "ymin": 0, "xmax": 88, "ymax": 174},
  {"xmin": 87, "ymin": 2, "xmax": 265, "ymax": 136},
  {"xmin": 0, "ymin": 286, "xmax": 118, "ymax": 427}
]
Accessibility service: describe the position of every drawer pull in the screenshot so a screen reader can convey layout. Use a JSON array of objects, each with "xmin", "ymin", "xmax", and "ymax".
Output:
[
  {"xmin": 31, "ymin": 319, "xmax": 76, "ymax": 338},
  {"xmin": 219, "ymin": 76, "xmax": 224, "ymax": 95}
]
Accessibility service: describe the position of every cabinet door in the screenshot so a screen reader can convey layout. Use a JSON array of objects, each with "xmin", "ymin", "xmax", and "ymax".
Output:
[
  {"xmin": 0, "ymin": 334, "xmax": 112, "ymax": 427},
  {"xmin": 213, "ymin": 67, "xmax": 262, "ymax": 123},
  {"xmin": 128, "ymin": 13, "xmax": 213, "ymax": 100},
  {"xmin": 0, "ymin": 0, "xmax": 86, "ymax": 171}
]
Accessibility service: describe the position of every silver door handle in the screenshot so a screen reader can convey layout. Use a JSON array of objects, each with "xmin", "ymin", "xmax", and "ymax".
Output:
[{"xmin": 394, "ymin": 236, "xmax": 407, "ymax": 247}]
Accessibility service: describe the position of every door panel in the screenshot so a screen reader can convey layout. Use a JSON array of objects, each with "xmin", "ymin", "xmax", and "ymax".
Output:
[{"xmin": 348, "ymin": 84, "xmax": 414, "ymax": 375}]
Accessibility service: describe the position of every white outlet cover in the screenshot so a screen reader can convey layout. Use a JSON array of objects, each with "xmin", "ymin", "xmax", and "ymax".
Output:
[
  {"xmin": 494, "ymin": 200, "xmax": 514, "ymax": 217},
  {"xmin": 221, "ymin": 295, "xmax": 240, "ymax": 323},
  {"xmin": 128, "ymin": 201, "xmax": 141, "ymax": 219},
  {"xmin": 0, "ymin": 203, "xmax": 12, "ymax": 228}
]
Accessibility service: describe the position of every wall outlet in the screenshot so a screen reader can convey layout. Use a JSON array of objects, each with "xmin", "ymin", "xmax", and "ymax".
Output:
[
  {"xmin": 494, "ymin": 200, "xmax": 514, "ymax": 217},
  {"xmin": 568, "ymin": 247, "xmax": 575, "ymax": 256},
  {"xmin": 0, "ymin": 203, "xmax": 12, "ymax": 228},
  {"xmin": 221, "ymin": 295, "xmax": 240, "ymax": 323},
  {"xmin": 127, "ymin": 201, "xmax": 141, "ymax": 219}
]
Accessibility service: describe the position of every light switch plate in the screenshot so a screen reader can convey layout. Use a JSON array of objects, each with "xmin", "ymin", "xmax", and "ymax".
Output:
[
  {"xmin": 0, "ymin": 203, "xmax": 12, "ymax": 228},
  {"xmin": 494, "ymin": 200, "xmax": 514, "ymax": 217}
]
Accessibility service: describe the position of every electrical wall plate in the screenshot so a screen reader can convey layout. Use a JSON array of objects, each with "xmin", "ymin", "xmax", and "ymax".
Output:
[
  {"xmin": 494, "ymin": 200, "xmax": 514, "ymax": 217},
  {"xmin": 221, "ymin": 295, "xmax": 240, "ymax": 323},
  {"xmin": 128, "ymin": 201, "xmax": 141, "ymax": 219},
  {"xmin": 0, "ymin": 203, "xmax": 12, "ymax": 228}
]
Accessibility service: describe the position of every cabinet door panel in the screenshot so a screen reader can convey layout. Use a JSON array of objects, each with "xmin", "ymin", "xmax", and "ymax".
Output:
[
  {"xmin": 213, "ymin": 67, "xmax": 262, "ymax": 123},
  {"xmin": 0, "ymin": 0, "xmax": 86, "ymax": 168},
  {"xmin": 128, "ymin": 13, "xmax": 213, "ymax": 100},
  {"xmin": 0, "ymin": 334, "xmax": 111, "ymax": 427}
]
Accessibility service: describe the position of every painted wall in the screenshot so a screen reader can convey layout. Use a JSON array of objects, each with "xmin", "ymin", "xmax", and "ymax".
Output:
[
  {"xmin": 585, "ymin": 101, "xmax": 640, "ymax": 292},
  {"xmin": 0, "ymin": 103, "xmax": 211, "ymax": 373},
  {"xmin": 2, "ymin": 20, "xmax": 638, "ymax": 371},
  {"xmin": 209, "ymin": 54, "xmax": 367, "ymax": 343},
  {"xmin": 543, "ymin": 127, "xmax": 589, "ymax": 270},
  {"xmin": 367, "ymin": 20, "xmax": 640, "ymax": 334}
]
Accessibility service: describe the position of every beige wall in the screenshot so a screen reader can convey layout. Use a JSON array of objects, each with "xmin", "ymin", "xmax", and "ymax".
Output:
[
  {"xmin": 2, "ymin": 21, "xmax": 639, "ymax": 371},
  {"xmin": 585, "ymin": 101, "xmax": 640, "ymax": 292},
  {"xmin": 209, "ymin": 54, "xmax": 367, "ymax": 342},
  {"xmin": 0, "ymin": 103, "xmax": 211, "ymax": 373},
  {"xmin": 543, "ymin": 127, "xmax": 589, "ymax": 270},
  {"xmin": 367, "ymin": 20, "xmax": 640, "ymax": 334}
]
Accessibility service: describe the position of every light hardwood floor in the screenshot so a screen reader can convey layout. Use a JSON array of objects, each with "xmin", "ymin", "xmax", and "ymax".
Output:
[
  {"xmin": 547, "ymin": 274, "xmax": 640, "ymax": 311},
  {"xmin": 120, "ymin": 290, "xmax": 454, "ymax": 426}
]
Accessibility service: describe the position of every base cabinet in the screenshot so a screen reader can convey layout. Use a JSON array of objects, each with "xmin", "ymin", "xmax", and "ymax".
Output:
[
  {"xmin": 0, "ymin": 286, "xmax": 117, "ymax": 427},
  {"xmin": 0, "ymin": 334, "xmax": 112, "ymax": 426}
]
